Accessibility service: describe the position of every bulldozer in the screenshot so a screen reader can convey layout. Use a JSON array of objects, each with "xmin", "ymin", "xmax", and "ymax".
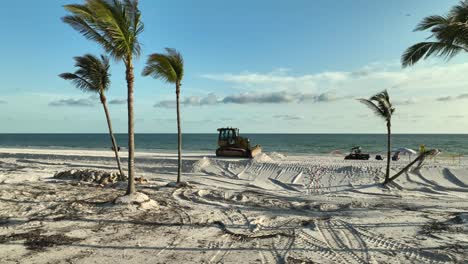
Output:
[{"xmin": 215, "ymin": 127, "xmax": 262, "ymax": 158}]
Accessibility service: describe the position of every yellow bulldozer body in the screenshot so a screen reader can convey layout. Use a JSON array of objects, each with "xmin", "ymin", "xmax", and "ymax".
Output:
[{"xmin": 216, "ymin": 127, "xmax": 262, "ymax": 158}]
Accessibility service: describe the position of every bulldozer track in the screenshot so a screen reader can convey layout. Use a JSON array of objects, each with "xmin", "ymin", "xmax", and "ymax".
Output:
[
  {"xmin": 270, "ymin": 230, "xmax": 295, "ymax": 264},
  {"xmin": 155, "ymin": 206, "xmax": 194, "ymax": 257},
  {"xmin": 204, "ymin": 209, "xmax": 239, "ymax": 264},
  {"xmin": 316, "ymin": 220, "xmax": 368, "ymax": 264},
  {"xmin": 295, "ymin": 228, "xmax": 344, "ymax": 263},
  {"xmin": 336, "ymin": 220, "xmax": 453, "ymax": 264},
  {"xmin": 206, "ymin": 234, "xmax": 233, "ymax": 264},
  {"xmin": 222, "ymin": 208, "xmax": 250, "ymax": 228},
  {"xmin": 172, "ymin": 187, "xmax": 453, "ymax": 264}
]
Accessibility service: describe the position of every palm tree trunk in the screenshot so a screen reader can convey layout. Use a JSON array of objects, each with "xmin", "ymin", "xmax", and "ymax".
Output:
[
  {"xmin": 100, "ymin": 92, "xmax": 125, "ymax": 179},
  {"xmin": 176, "ymin": 83, "xmax": 182, "ymax": 183},
  {"xmin": 125, "ymin": 57, "xmax": 136, "ymax": 195},
  {"xmin": 384, "ymin": 120, "xmax": 391, "ymax": 184},
  {"xmin": 385, "ymin": 150, "xmax": 433, "ymax": 185}
]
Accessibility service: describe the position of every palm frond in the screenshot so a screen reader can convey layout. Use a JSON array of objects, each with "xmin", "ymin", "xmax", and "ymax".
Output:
[
  {"xmin": 63, "ymin": 0, "xmax": 143, "ymax": 62},
  {"xmin": 142, "ymin": 48, "xmax": 184, "ymax": 85},
  {"xmin": 449, "ymin": 0, "xmax": 468, "ymax": 22},
  {"xmin": 358, "ymin": 99, "xmax": 386, "ymax": 120},
  {"xmin": 432, "ymin": 22, "xmax": 468, "ymax": 46},
  {"xmin": 401, "ymin": 42, "xmax": 464, "ymax": 67},
  {"xmin": 59, "ymin": 54, "xmax": 110, "ymax": 94},
  {"xmin": 62, "ymin": 15, "xmax": 115, "ymax": 52},
  {"xmin": 359, "ymin": 90, "xmax": 395, "ymax": 121},
  {"xmin": 165, "ymin": 48, "xmax": 184, "ymax": 81},
  {"xmin": 403, "ymin": 1, "xmax": 468, "ymax": 67},
  {"xmin": 414, "ymin": 15, "xmax": 450, "ymax": 31},
  {"xmin": 59, "ymin": 72, "xmax": 95, "ymax": 92}
]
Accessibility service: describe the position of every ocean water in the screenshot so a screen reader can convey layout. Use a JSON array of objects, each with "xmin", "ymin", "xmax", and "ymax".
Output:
[{"xmin": 0, "ymin": 134, "xmax": 467, "ymax": 155}]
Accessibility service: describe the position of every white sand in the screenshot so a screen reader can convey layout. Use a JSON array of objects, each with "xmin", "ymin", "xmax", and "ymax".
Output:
[{"xmin": 0, "ymin": 147, "xmax": 466, "ymax": 263}]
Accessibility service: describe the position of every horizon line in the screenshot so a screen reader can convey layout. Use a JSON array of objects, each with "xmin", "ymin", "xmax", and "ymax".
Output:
[{"xmin": 0, "ymin": 132, "xmax": 467, "ymax": 135}]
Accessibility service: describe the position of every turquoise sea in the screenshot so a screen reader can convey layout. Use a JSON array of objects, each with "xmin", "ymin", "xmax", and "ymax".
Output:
[{"xmin": 0, "ymin": 134, "xmax": 466, "ymax": 155}]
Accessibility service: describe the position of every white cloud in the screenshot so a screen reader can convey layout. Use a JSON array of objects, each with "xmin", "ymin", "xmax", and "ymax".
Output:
[
  {"xmin": 109, "ymin": 99, "xmax": 126, "ymax": 105},
  {"xmin": 154, "ymin": 100, "xmax": 176, "ymax": 108},
  {"xmin": 154, "ymin": 91, "xmax": 345, "ymax": 108},
  {"xmin": 201, "ymin": 70, "xmax": 348, "ymax": 88},
  {"xmin": 49, "ymin": 96, "xmax": 96, "ymax": 107},
  {"xmin": 272, "ymin": 114, "xmax": 303, "ymax": 120},
  {"xmin": 436, "ymin": 93, "xmax": 468, "ymax": 102},
  {"xmin": 201, "ymin": 62, "xmax": 468, "ymax": 102},
  {"xmin": 393, "ymin": 98, "xmax": 418, "ymax": 105}
]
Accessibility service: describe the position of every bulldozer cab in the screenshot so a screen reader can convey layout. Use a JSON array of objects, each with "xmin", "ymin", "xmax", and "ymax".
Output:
[
  {"xmin": 218, "ymin": 128, "xmax": 239, "ymax": 146},
  {"xmin": 215, "ymin": 127, "xmax": 261, "ymax": 158}
]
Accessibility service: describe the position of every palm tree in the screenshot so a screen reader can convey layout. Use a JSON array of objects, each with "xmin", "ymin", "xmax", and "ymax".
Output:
[
  {"xmin": 142, "ymin": 48, "xmax": 184, "ymax": 183},
  {"xmin": 63, "ymin": 0, "xmax": 143, "ymax": 195},
  {"xmin": 402, "ymin": 1, "xmax": 468, "ymax": 67},
  {"xmin": 59, "ymin": 54, "xmax": 125, "ymax": 178},
  {"xmin": 359, "ymin": 90, "xmax": 395, "ymax": 184}
]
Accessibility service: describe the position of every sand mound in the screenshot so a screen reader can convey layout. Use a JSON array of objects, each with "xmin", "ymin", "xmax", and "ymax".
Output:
[
  {"xmin": 318, "ymin": 203, "xmax": 341, "ymax": 212},
  {"xmin": 253, "ymin": 153, "xmax": 273, "ymax": 163},
  {"xmin": 114, "ymin": 192, "xmax": 159, "ymax": 210},
  {"xmin": 269, "ymin": 152, "xmax": 287, "ymax": 160},
  {"xmin": 54, "ymin": 169, "xmax": 125, "ymax": 185},
  {"xmin": 191, "ymin": 157, "xmax": 211, "ymax": 172}
]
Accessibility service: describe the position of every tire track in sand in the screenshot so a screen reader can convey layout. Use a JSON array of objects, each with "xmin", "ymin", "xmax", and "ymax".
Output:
[
  {"xmin": 337, "ymin": 220, "xmax": 453, "ymax": 264},
  {"xmin": 295, "ymin": 226, "xmax": 344, "ymax": 264},
  {"xmin": 316, "ymin": 219, "xmax": 368, "ymax": 264},
  {"xmin": 155, "ymin": 205, "xmax": 193, "ymax": 257}
]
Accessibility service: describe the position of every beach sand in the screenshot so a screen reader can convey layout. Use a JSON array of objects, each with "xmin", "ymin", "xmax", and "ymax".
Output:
[{"xmin": 0, "ymin": 148, "xmax": 467, "ymax": 263}]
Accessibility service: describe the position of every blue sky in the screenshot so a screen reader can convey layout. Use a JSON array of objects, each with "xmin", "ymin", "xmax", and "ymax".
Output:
[{"xmin": 1, "ymin": 0, "xmax": 467, "ymax": 133}]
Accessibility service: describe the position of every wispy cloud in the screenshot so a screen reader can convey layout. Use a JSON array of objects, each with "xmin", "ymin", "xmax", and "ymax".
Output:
[
  {"xmin": 49, "ymin": 97, "xmax": 96, "ymax": 107},
  {"xmin": 201, "ymin": 63, "xmax": 468, "ymax": 103},
  {"xmin": 436, "ymin": 93, "xmax": 468, "ymax": 102},
  {"xmin": 109, "ymin": 99, "xmax": 126, "ymax": 105},
  {"xmin": 154, "ymin": 100, "xmax": 176, "ymax": 108},
  {"xmin": 222, "ymin": 91, "xmax": 345, "ymax": 104},
  {"xmin": 154, "ymin": 93, "xmax": 220, "ymax": 108},
  {"xmin": 272, "ymin": 114, "xmax": 303, "ymax": 120},
  {"xmin": 447, "ymin": 115, "xmax": 465, "ymax": 119},
  {"xmin": 222, "ymin": 91, "xmax": 296, "ymax": 104},
  {"xmin": 201, "ymin": 70, "xmax": 348, "ymax": 89},
  {"xmin": 393, "ymin": 98, "xmax": 418, "ymax": 105},
  {"xmin": 398, "ymin": 113, "xmax": 425, "ymax": 119},
  {"xmin": 154, "ymin": 91, "xmax": 347, "ymax": 108}
]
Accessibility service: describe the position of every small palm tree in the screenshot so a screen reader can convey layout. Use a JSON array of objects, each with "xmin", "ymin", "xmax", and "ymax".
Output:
[
  {"xmin": 59, "ymin": 54, "xmax": 125, "ymax": 178},
  {"xmin": 402, "ymin": 0, "xmax": 468, "ymax": 67},
  {"xmin": 63, "ymin": 0, "xmax": 144, "ymax": 195},
  {"xmin": 142, "ymin": 48, "xmax": 184, "ymax": 183},
  {"xmin": 359, "ymin": 90, "xmax": 395, "ymax": 184}
]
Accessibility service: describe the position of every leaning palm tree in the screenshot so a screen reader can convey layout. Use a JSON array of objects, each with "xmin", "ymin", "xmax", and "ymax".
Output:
[
  {"xmin": 63, "ymin": 0, "xmax": 143, "ymax": 195},
  {"xmin": 359, "ymin": 90, "xmax": 395, "ymax": 184},
  {"xmin": 402, "ymin": 0, "xmax": 468, "ymax": 67},
  {"xmin": 59, "ymin": 54, "xmax": 125, "ymax": 178},
  {"xmin": 142, "ymin": 48, "xmax": 184, "ymax": 183}
]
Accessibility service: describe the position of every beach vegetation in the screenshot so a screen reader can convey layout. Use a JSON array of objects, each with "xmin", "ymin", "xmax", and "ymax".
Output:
[
  {"xmin": 402, "ymin": 0, "xmax": 468, "ymax": 67},
  {"xmin": 63, "ymin": 0, "xmax": 144, "ymax": 195},
  {"xmin": 359, "ymin": 90, "xmax": 395, "ymax": 184},
  {"xmin": 59, "ymin": 54, "xmax": 125, "ymax": 179},
  {"xmin": 142, "ymin": 48, "xmax": 185, "ymax": 183}
]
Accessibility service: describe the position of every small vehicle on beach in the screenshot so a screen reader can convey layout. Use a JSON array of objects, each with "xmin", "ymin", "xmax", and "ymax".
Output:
[
  {"xmin": 344, "ymin": 146, "xmax": 370, "ymax": 160},
  {"xmin": 215, "ymin": 127, "xmax": 262, "ymax": 158}
]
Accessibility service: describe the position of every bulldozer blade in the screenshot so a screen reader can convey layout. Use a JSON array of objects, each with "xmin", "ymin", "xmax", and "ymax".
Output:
[{"xmin": 249, "ymin": 145, "xmax": 262, "ymax": 158}]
